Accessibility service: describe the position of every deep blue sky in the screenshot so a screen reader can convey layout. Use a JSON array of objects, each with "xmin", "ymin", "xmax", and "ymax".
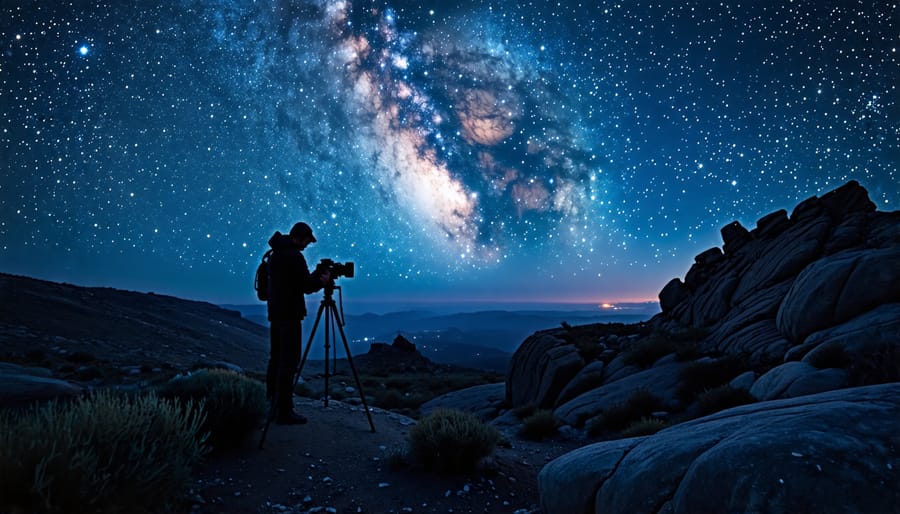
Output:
[{"xmin": 1, "ymin": 0, "xmax": 897, "ymax": 308}]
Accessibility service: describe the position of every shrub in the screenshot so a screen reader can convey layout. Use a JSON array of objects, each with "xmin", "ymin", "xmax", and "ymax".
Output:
[
  {"xmin": 677, "ymin": 355, "xmax": 748, "ymax": 402},
  {"xmin": 588, "ymin": 389, "xmax": 663, "ymax": 436},
  {"xmin": 408, "ymin": 409, "xmax": 500, "ymax": 474},
  {"xmin": 510, "ymin": 402, "xmax": 537, "ymax": 420},
  {"xmin": 518, "ymin": 410, "xmax": 561, "ymax": 441},
  {"xmin": 574, "ymin": 337, "xmax": 605, "ymax": 361},
  {"xmin": 385, "ymin": 446, "xmax": 409, "ymax": 470},
  {"xmin": 693, "ymin": 385, "xmax": 757, "ymax": 418},
  {"xmin": 847, "ymin": 342, "xmax": 900, "ymax": 386},
  {"xmin": 374, "ymin": 389, "xmax": 404, "ymax": 409},
  {"xmin": 157, "ymin": 368, "xmax": 267, "ymax": 450},
  {"xmin": 622, "ymin": 335, "xmax": 679, "ymax": 368},
  {"xmin": 620, "ymin": 417, "xmax": 668, "ymax": 438},
  {"xmin": 0, "ymin": 390, "xmax": 207, "ymax": 514}
]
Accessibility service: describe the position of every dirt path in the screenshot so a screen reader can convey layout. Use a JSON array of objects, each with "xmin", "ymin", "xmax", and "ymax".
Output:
[{"xmin": 193, "ymin": 398, "xmax": 578, "ymax": 514}]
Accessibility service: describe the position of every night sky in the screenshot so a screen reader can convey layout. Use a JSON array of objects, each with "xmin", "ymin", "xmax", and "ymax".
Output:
[{"xmin": 1, "ymin": 1, "xmax": 897, "ymax": 309}]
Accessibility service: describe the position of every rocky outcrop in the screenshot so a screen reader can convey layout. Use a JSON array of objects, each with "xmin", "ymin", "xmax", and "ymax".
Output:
[
  {"xmin": 503, "ymin": 181, "xmax": 899, "ymax": 513},
  {"xmin": 539, "ymin": 384, "xmax": 900, "ymax": 514},
  {"xmin": 506, "ymin": 332, "xmax": 585, "ymax": 408},
  {"xmin": 659, "ymin": 181, "xmax": 894, "ymax": 341},
  {"xmin": 647, "ymin": 181, "xmax": 899, "ymax": 384}
]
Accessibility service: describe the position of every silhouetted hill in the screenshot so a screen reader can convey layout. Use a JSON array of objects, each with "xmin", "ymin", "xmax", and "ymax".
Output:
[{"xmin": 0, "ymin": 273, "xmax": 269, "ymax": 379}]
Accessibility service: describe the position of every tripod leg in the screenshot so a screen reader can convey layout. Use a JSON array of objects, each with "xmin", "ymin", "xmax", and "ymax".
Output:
[
  {"xmin": 323, "ymin": 302, "xmax": 331, "ymax": 408},
  {"xmin": 331, "ymin": 303, "xmax": 376, "ymax": 432}
]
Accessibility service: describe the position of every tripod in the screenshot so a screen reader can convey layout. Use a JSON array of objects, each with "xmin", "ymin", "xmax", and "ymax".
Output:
[{"xmin": 259, "ymin": 283, "xmax": 375, "ymax": 449}]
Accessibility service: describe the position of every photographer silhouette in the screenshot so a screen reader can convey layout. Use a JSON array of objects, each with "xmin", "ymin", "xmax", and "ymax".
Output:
[{"xmin": 265, "ymin": 222, "xmax": 329, "ymax": 425}]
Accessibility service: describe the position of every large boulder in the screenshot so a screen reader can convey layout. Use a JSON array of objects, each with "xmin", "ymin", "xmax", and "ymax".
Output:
[
  {"xmin": 818, "ymin": 179, "xmax": 876, "ymax": 219},
  {"xmin": 554, "ymin": 361, "xmax": 685, "ymax": 426},
  {"xmin": 689, "ymin": 270, "xmax": 739, "ymax": 327},
  {"xmin": 0, "ymin": 364, "xmax": 83, "ymax": 409},
  {"xmin": 750, "ymin": 361, "xmax": 848, "ymax": 401},
  {"xmin": 799, "ymin": 303, "xmax": 900, "ymax": 384},
  {"xmin": 705, "ymin": 281, "xmax": 792, "ymax": 360},
  {"xmin": 539, "ymin": 384, "xmax": 900, "ymax": 514},
  {"xmin": 720, "ymin": 220, "xmax": 751, "ymax": 254},
  {"xmin": 659, "ymin": 278, "xmax": 688, "ymax": 313},
  {"xmin": 753, "ymin": 209, "xmax": 790, "ymax": 239},
  {"xmin": 506, "ymin": 332, "xmax": 585, "ymax": 408},
  {"xmin": 729, "ymin": 214, "xmax": 831, "ymax": 306},
  {"xmin": 419, "ymin": 382, "xmax": 506, "ymax": 421},
  {"xmin": 554, "ymin": 361, "xmax": 605, "ymax": 408},
  {"xmin": 777, "ymin": 246, "xmax": 900, "ymax": 343}
]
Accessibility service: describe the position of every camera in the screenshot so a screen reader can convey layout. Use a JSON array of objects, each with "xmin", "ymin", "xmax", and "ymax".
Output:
[{"xmin": 316, "ymin": 258, "xmax": 355, "ymax": 279}]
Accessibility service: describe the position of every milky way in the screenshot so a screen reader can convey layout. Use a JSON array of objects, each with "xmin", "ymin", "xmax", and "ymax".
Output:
[{"xmin": 1, "ymin": 1, "xmax": 897, "ymax": 305}]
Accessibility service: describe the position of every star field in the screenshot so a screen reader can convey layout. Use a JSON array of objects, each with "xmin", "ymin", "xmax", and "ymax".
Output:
[{"xmin": 1, "ymin": 1, "xmax": 897, "ymax": 306}]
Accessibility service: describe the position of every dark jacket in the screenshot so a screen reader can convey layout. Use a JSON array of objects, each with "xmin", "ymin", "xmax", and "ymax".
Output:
[{"xmin": 266, "ymin": 232, "xmax": 323, "ymax": 321}]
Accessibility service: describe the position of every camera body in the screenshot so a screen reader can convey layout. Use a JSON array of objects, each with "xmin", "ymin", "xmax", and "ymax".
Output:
[{"xmin": 316, "ymin": 258, "xmax": 355, "ymax": 279}]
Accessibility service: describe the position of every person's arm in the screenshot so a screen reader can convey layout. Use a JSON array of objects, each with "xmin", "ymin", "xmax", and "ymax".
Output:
[{"xmin": 298, "ymin": 254, "xmax": 328, "ymax": 293}]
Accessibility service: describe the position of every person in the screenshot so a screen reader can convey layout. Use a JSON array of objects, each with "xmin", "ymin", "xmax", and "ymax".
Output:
[{"xmin": 266, "ymin": 221, "xmax": 330, "ymax": 425}]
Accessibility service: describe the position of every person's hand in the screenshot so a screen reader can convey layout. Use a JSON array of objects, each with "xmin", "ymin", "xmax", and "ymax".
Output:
[{"xmin": 320, "ymin": 270, "xmax": 331, "ymax": 285}]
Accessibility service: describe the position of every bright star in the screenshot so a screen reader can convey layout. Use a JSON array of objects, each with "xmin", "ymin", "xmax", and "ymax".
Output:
[{"xmin": 79, "ymin": 45, "xmax": 89, "ymax": 56}]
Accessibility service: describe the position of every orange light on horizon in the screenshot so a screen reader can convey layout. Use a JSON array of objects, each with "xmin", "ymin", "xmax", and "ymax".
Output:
[{"xmin": 600, "ymin": 303, "xmax": 616, "ymax": 309}]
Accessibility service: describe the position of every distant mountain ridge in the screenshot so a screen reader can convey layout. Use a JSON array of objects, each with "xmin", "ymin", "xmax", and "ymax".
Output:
[{"xmin": 224, "ymin": 303, "xmax": 656, "ymax": 371}]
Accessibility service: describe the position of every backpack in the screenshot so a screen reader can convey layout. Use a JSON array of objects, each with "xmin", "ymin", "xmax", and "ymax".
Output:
[{"xmin": 254, "ymin": 249, "xmax": 273, "ymax": 301}]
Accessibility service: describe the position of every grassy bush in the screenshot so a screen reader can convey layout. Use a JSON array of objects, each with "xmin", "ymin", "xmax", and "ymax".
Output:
[
  {"xmin": 157, "ymin": 368, "xmax": 267, "ymax": 451},
  {"xmin": 518, "ymin": 410, "xmax": 561, "ymax": 441},
  {"xmin": 847, "ymin": 342, "xmax": 900, "ymax": 386},
  {"xmin": 588, "ymin": 389, "xmax": 663, "ymax": 436},
  {"xmin": 622, "ymin": 335, "xmax": 679, "ymax": 368},
  {"xmin": 573, "ymin": 337, "xmax": 605, "ymax": 361},
  {"xmin": 510, "ymin": 402, "xmax": 537, "ymax": 420},
  {"xmin": 693, "ymin": 385, "xmax": 757, "ymax": 418},
  {"xmin": 621, "ymin": 417, "xmax": 668, "ymax": 438},
  {"xmin": 408, "ymin": 409, "xmax": 501, "ymax": 474},
  {"xmin": 0, "ymin": 390, "xmax": 207, "ymax": 514},
  {"xmin": 677, "ymin": 355, "xmax": 748, "ymax": 402}
]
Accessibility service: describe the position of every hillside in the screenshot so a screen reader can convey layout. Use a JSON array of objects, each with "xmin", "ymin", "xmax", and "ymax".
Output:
[{"xmin": 0, "ymin": 273, "xmax": 270, "ymax": 379}]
